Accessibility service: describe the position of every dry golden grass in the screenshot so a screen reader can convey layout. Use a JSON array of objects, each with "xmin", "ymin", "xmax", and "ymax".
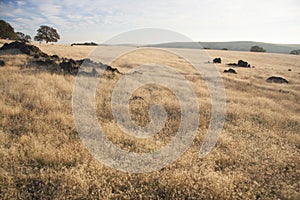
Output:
[{"xmin": 0, "ymin": 41, "xmax": 299, "ymax": 199}]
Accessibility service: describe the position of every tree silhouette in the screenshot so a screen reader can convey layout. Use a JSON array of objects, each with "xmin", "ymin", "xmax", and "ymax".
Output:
[
  {"xmin": 250, "ymin": 46, "xmax": 266, "ymax": 52},
  {"xmin": 0, "ymin": 20, "xmax": 18, "ymax": 40},
  {"xmin": 290, "ymin": 49, "xmax": 300, "ymax": 55},
  {"xmin": 16, "ymin": 32, "xmax": 31, "ymax": 43},
  {"xmin": 34, "ymin": 25, "xmax": 60, "ymax": 43}
]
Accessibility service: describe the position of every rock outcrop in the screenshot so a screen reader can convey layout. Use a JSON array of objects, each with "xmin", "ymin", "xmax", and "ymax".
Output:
[
  {"xmin": 0, "ymin": 41, "xmax": 48, "ymax": 57},
  {"xmin": 0, "ymin": 41, "xmax": 120, "ymax": 75},
  {"xmin": 266, "ymin": 76, "xmax": 289, "ymax": 84}
]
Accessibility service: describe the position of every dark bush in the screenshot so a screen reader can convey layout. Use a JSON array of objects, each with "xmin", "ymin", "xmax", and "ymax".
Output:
[{"xmin": 71, "ymin": 42, "xmax": 98, "ymax": 46}]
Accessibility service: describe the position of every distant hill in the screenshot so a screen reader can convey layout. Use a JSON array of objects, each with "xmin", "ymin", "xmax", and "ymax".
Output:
[{"xmin": 145, "ymin": 41, "xmax": 300, "ymax": 54}]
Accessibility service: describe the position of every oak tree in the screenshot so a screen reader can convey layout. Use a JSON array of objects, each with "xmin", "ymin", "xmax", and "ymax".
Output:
[{"xmin": 34, "ymin": 25, "xmax": 60, "ymax": 43}]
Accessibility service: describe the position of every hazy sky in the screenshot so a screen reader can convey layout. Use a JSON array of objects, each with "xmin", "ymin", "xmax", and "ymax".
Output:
[{"xmin": 0, "ymin": 0, "xmax": 299, "ymax": 44}]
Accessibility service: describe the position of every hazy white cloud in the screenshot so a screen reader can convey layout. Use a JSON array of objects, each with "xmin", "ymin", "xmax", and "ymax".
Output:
[{"xmin": 0, "ymin": 0, "xmax": 299, "ymax": 43}]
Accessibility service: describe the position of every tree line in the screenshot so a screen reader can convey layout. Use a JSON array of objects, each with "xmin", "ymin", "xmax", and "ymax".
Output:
[
  {"xmin": 1, "ymin": 19, "xmax": 300, "ymax": 54},
  {"xmin": 0, "ymin": 19, "xmax": 60, "ymax": 43}
]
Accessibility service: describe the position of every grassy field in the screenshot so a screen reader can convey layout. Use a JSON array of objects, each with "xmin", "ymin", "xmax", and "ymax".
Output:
[{"xmin": 0, "ymin": 40, "xmax": 299, "ymax": 199}]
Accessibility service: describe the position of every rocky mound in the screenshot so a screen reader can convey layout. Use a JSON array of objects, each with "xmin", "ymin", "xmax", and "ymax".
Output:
[
  {"xmin": 61, "ymin": 59, "xmax": 120, "ymax": 75},
  {"xmin": 0, "ymin": 42, "xmax": 120, "ymax": 75},
  {"xmin": 59, "ymin": 59, "xmax": 83, "ymax": 75},
  {"xmin": 266, "ymin": 76, "xmax": 289, "ymax": 84},
  {"xmin": 0, "ymin": 41, "xmax": 48, "ymax": 57}
]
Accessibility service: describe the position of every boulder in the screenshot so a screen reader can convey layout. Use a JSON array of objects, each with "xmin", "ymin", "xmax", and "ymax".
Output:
[
  {"xmin": 237, "ymin": 60, "xmax": 249, "ymax": 67},
  {"xmin": 266, "ymin": 76, "xmax": 289, "ymax": 84},
  {"xmin": 213, "ymin": 58, "xmax": 221, "ymax": 63},
  {"xmin": 0, "ymin": 60, "xmax": 5, "ymax": 67}
]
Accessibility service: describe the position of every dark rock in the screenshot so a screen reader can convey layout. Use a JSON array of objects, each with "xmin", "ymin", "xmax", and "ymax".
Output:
[
  {"xmin": 106, "ymin": 65, "xmax": 120, "ymax": 73},
  {"xmin": 213, "ymin": 58, "xmax": 221, "ymax": 63},
  {"xmin": 81, "ymin": 58, "xmax": 93, "ymax": 64},
  {"xmin": 58, "ymin": 58, "xmax": 119, "ymax": 75},
  {"xmin": 266, "ymin": 76, "xmax": 289, "ymax": 84},
  {"xmin": 50, "ymin": 55, "xmax": 60, "ymax": 60},
  {"xmin": 224, "ymin": 68, "xmax": 237, "ymax": 74},
  {"xmin": 77, "ymin": 67, "xmax": 98, "ymax": 77},
  {"xmin": 59, "ymin": 59, "xmax": 80, "ymax": 75},
  {"xmin": 33, "ymin": 59, "xmax": 56, "ymax": 66},
  {"xmin": 126, "ymin": 70, "xmax": 143, "ymax": 75},
  {"xmin": 77, "ymin": 61, "xmax": 120, "ymax": 76},
  {"xmin": 0, "ymin": 60, "xmax": 5, "ymax": 67},
  {"xmin": 130, "ymin": 96, "xmax": 144, "ymax": 101},
  {"xmin": 227, "ymin": 60, "xmax": 250, "ymax": 68},
  {"xmin": 0, "ymin": 41, "xmax": 48, "ymax": 57},
  {"xmin": 227, "ymin": 63, "xmax": 237, "ymax": 66},
  {"xmin": 78, "ymin": 59, "xmax": 98, "ymax": 68},
  {"xmin": 288, "ymin": 69, "xmax": 292, "ymax": 71},
  {"xmin": 279, "ymin": 89, "xmax": 289, "ymax": 93},
  {"xmin": 237, "ymin": 60, "xmax": 249, "ymax": 67},
  {"xmin": 74, "ymin": 59, "xmax": 84, "ymax": 66}
]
